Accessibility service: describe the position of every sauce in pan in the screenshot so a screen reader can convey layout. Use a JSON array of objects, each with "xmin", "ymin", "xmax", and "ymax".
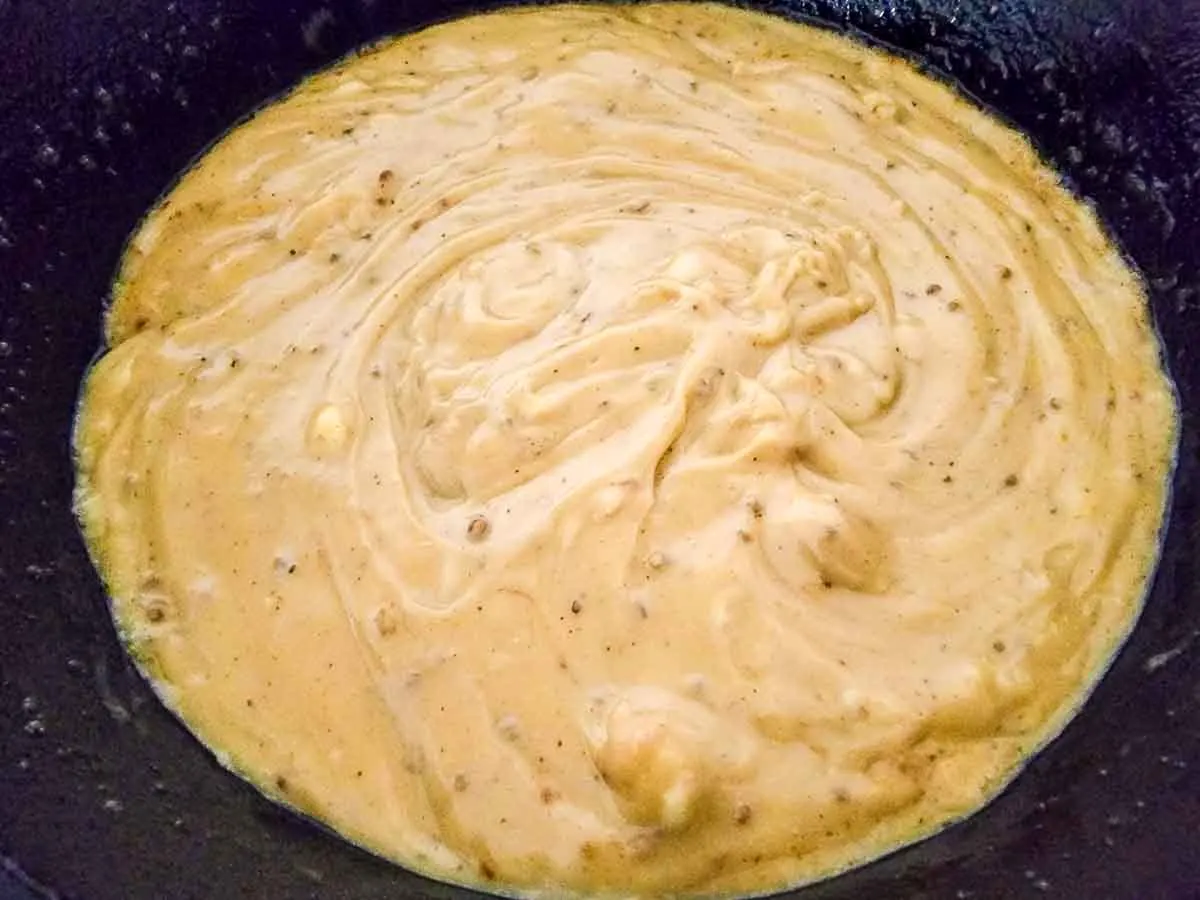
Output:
[{"xmin": 74, "ymin": 4, "xmax": 1177, "ymax": 896}]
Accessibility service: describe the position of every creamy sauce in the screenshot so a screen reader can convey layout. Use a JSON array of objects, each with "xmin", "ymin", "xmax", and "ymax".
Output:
[{"xmin": 74, "ymin": 4, "xmax": 1177, "ymax": 896}]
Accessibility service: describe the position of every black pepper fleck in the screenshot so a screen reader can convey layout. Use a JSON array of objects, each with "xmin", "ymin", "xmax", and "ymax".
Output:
[{"xmin": 467, "ymin": 515, "xmax": 490, "ymax": 541}]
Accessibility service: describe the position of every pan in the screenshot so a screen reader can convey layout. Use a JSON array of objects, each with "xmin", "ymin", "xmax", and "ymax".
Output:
[{"xmin": 1, "ymin": 0, "xmax": 1198, "ymax": 898}]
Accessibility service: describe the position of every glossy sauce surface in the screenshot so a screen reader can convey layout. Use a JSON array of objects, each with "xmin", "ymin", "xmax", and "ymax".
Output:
[{"xmin": 75, "ymin": 4, "xmax": 1177, "ymax": 896}]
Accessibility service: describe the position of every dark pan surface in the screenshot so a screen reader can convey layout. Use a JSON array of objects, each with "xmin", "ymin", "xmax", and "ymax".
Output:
[{"xmin": 2, "ymin": 0, "xmax": 1199, "ymax": 898}]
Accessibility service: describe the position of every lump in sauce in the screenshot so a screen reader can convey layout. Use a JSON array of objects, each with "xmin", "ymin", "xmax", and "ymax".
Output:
[{"xmin": 73, "ymin": 3, "xmax": 1177, "ymax": 897}]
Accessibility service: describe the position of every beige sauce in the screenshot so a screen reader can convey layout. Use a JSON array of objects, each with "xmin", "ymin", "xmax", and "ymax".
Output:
[{"xmin": 74, "ymin": 4, "xmax": 1177, "ymax": 896}]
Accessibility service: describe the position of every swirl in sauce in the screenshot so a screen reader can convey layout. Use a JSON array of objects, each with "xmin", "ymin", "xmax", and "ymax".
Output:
[{"xmin": 75, "ymin": 4, "xmax": 1177, "ymax": 896}]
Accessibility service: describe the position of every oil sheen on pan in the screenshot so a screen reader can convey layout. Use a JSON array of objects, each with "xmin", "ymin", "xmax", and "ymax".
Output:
[{"xmin": 72, "ymin": 4, "xmax": 1178, "ymax": 897}]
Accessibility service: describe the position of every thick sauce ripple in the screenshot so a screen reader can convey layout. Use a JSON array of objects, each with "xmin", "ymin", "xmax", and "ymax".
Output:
[{"xmin": 76, "ymin": 4, "xmax": 1176, "ymax": 896}]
